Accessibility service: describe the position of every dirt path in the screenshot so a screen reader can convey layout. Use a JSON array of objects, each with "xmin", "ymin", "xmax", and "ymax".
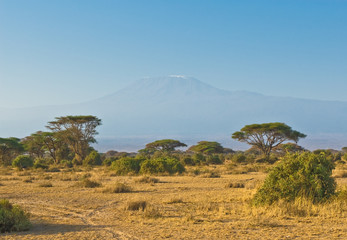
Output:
[{"xmin": 3, "ymin": 198, "xmax": 139, "ymax": 240}]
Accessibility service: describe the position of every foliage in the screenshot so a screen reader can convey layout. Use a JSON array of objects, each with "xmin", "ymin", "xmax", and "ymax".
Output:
[
  {"xmin": 231, "ymin": 152, "xmax": 247, "ymax": 163},
  {"xmin": 110, "ymin": 157, "xmax": 142, "ymax": 175},
  {"xmin": 232, "ymin": 122, "xmax": 306, "ymax": 160},
  {"xmin": 145, "ymin": 139, "xmax": 187, "ymax": 153},
  {"xmin": 188, "ymin": 141, "xmax": 224, "ymax": 154},
  {"xmin": 103, "ymin": 157, "xmax": 118, "ymax": 166},
  {"xmin": 0, "ymin": 199, "xmax": 31, "ymax": 232},
  {"xmin": 140, "ymin": 157, "xmax": 185, "ymax": 175},
  {"xmin": 206, "ymin": 154, "xmax": 223, "ymax": 164},
  {"xmin": 21, "ymin": 133, "xmax": 45, "ymax": 159},
  {"xmin": 83, "ymin": 150, "xmax": 102, "ymax": 166},
  {"xmin": 12, "ymin": 155, "xmax": 34, "ymax": 169},
  {"xmin": 0, "ymin": 138, "xmax": 24, "ymax": 166},
  {"xmin": 192, "ymin": 153, "xmax": 206, "ymax": 165},
  {"xmin": 252, "ymin": 152, "xmax": 336, "ymax": 206},
  {"xmin": 60, "ymin": 160, "xmax": 73, "ymax": 168},
  {"xmin": 180, "ymin": 155, "xmax": 195, "ymax": 166},
  {"xmin": 274, "ymin": 143, "xmax": 305, "ymax": 155},
  {"xmin": 46, "ymin": 115, "xmax": 102, "ymax": 164},
  {"xmin": 33, "ymin": 158, "xmax": 49, "ymax": 169},
  {"xmin": 313, "ymin": 149, "xmax": 342, "ymax": 162}
]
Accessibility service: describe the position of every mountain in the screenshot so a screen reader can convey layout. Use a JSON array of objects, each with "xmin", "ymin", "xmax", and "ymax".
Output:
[{"xmin": 1, "ymin": 75, "xmax": 347, "ymax": 151}]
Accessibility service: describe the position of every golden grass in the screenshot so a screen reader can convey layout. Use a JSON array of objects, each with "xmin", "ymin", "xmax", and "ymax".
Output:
[{"xmin": 0, "ymin": 165, "xmax": 346, "ymax": 239}]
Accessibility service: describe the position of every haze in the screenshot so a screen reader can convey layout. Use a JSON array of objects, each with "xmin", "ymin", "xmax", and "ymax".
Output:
[{"xmin": 1, "ymin": 0, "xmax": 347, "ymax": 108}]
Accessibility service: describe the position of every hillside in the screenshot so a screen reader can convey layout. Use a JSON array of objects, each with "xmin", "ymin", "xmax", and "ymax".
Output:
[{"xmin": 1, "ymin": 75, "xmax": 347, "ymax": 151}]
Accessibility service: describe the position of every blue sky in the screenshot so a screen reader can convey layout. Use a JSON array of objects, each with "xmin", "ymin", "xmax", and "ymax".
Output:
[{"xmin": 1, "ymin": 0, "xmax": 346, "ymax": 108}]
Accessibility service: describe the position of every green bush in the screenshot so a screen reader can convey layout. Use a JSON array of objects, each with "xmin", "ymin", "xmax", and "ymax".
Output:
[
  {"xmin": 192, "ymin": 153, "xmax": 206, "ymax": 165},
  {"xmin": 252, "ymin": 152, "xmax": 336, "ymax": 206},
  {"xmin": 60, "ymin": 160, "xmax": 73, "ymax": 168},
  {"xmin": 33, "ymin": 158, "xmax": 49, "ymax": 169},
  {"xmin": 231, "ymin": 153, "xmax": 247, "ymax": 163},
  {"xmin": 12, "ymin": 156, "xmax": 33, "ymax": 169},
  {"xmin": 140, "ymin": 157, "xmax": 185, "ymax": 175},
  {"xmin": 180, "ymin": 155, "xmax": 195, "ymax": 166},
  {"xmin": 103, "ymin": 157, "xmax": 118, "ymax": 166},
  {"xmin": 110, "ymin": 157, "xmax": 141, "ymax": 175},
  {"xmin": 83, "ymin": 151, "xmax": 102, "ymax": 166},
  {"xmin": 0, "ymin": 199, "xmax": 31, "ymax": 232},
  {"xmin": 206, "ymin": 154, "xmax": 223, "ymax": 164}
]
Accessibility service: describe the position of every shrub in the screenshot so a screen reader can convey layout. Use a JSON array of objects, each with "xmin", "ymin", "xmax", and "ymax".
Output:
[
  {"xmin": 33, "ymin": 158, "xmax": 49, "ymax": 169},
  {"xmin": 226, "ymin": 182, "xmax": 245, "ymax": 188},
  {"xmin": 83, "ymin": 151, "xmax": 102, "ymax": 166},
  {"xmin": 206, "ymin": 154, "xmax": 223, "ymax": 164},
  {"xmin": 126, "ymin": 200, "xmax": 147, "ymax": 211},
  {"xmin": 140, "ymin": 157, "xmax": 185, "ymax": 175},
  {"xmin": 0, "ymin": 199, "xmax": 31, "ymax": 232},
  {"xmin": 180, "ymin": 155, "xmax": 195, "ymax": 166},
  {"xmin": 12, "ymin": 156, "xmax": 33, "ymax": 169},
  {"xmin": 39, "ymin": 182, "xmax": 53, "ymax": 187},
  {"xmin": 135, "ymin": 176, "xmax": 160, "ymax": 184},
  {"xmin": 252, "ymin": 152, "xmax": 336, "ymax": 206},
  {"xmin": 231, "ymin": 153, "xmax": 247, "ymax": 164},
  {"xmin": 110, "ymin": 157, "xmax": 141, "ymax": 175},
  {"xmin": 192, "ymin": 153, "xmax": 206, "ymax": 165},
  {"xmin": 103, "ymin": 157, "xmax": 118, "ymax": 166},
  {"xmin": 103, "ymin": 182, "xmax": 132, "ymax": 193},
  {"xmin": 78, "ymin": 179, "xmax": 101, "ymax": 188},
  {"xmin": 60, "ymin": 160, "xmax": 73, "ymax": 168}
]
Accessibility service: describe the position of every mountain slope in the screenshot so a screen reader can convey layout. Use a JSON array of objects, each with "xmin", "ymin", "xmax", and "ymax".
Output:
[{"xmin": 1, "ymin": 75, "xmax": 347, "ymax": 150}]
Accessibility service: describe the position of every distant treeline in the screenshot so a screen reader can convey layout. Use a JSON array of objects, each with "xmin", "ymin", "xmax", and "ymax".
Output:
[{"xmin": 1, "ymin": 115, "xmax": 346, "ymax": 174}]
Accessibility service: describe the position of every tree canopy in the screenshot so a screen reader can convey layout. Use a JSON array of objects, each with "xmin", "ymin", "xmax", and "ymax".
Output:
[
  {"xmin": 145, "ymin": 139, "xmax": 187, "ymax": 152},
  {"xmin": 46, "ymin": 115, "xmax": 102, "ymax": 164},
  {"xmin": 188, "ymin": 141, "xmax": 224, "ymax": 154},
  {"xmin": 0, "ymin": 137, "xmax": 24, "ymax": 165},
  {"xmin": 232, "ymin": 122, "xmax": 306, "ymax": 159}
]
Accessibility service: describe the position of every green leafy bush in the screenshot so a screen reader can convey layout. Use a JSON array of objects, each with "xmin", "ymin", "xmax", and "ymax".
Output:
[
  {"xmin": 110, "ymin": 157, "xmax": 141, "ymax": 175},
  {"xmin": 180, "ymin": 155, "xmax": 195, "ymax": 166},
  {"xmin": 60, "ymin": 160, "xmax": 73, "ymax": 168},
  {"xmin": 33, "ymin": 158, "xmax": 49, "ymax": 169},
  {"xmin": 12, "ymin": 155, "xmax": 33, "ymax": 169},
  {"xmin": 192, "ymin": 153, "xmax": 206, "ymax": 165},
  {"xmin": 140, "ymin": 157, "xmax": 185, "ymax": 175},
  {"xmin": 252, "ymin": 152, "xmax": 336, "ymax": 206},
  {"xmin": 0, "ymin": 199, "xmax": 31, "ymax": 232},
  {"xmin": 103, "ymin": 157, "xmax": 118, "ymax": 166},
  {"xmin": 206, "ymin": 154, "xmax": 223, "ymax": 164},
  {"xmin": 231, "ymin": 153, "xmax": 247, "ymax": 163},
  {"xmin": 83, "ymin": 151, "xmax": 102, "ymax": 166}
]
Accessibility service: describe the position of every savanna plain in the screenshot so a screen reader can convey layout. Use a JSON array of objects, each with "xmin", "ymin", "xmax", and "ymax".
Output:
[{"xmin": 1, "ymin": 162, "xmax": 347, "ymax": 240}]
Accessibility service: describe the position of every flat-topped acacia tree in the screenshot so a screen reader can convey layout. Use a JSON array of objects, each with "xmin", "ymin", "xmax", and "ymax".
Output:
[
  {"xmin": 46, "ymin": 115, "xmax": 102, "ymax": 164},
  {"xmin": 145, "ymin": 139, "xmax": 187, "ymax": 153},
  {"xmin": 188, "ymin": 141, "xmax": 224, "ymax": 154},
  {"xmin": 232, "ymin": 122, "xmax": 306, "ymax": 160}
]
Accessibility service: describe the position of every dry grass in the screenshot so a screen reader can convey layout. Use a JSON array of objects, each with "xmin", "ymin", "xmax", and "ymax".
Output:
[
  {"xmin": 103, "ymin": 182, "xmax": 132, "ymax": 193},
  {"xmin": 134, "ymin": 176, "xmax": 160, "ymax": 184},
  {"xmin": 39, "ymin": 182, "xmax": 53, "ymax": 187},
  {"xmin": 126, "ymin": 200, "xmax": 147, "ymax": 211},
  {"xmin": 0, "ymin": 165, "xmax": 346, "ymax": 239}
]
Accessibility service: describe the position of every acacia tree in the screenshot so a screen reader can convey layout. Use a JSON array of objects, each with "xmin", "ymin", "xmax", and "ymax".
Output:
[
  {"xmin": 0, "ymin": 137, "xmax": 24, "ymax": 165},
  {"xmin": 145, "ymin": 139, "xmax": 187, "ymax": 153},
  {"xmin": 21, "ymin": 132, "xmax": 45, "ymax": 159},
  {"xmin": 188, "ymin": 141, "xmax": 224, "ymax": 154},
  {"xmin": 232, "ymin": 122, "xmax": 306, "ymax": 160},
  {"xmin": 46, "ymin": 115, "xmax": 102, "ymax": 164}
]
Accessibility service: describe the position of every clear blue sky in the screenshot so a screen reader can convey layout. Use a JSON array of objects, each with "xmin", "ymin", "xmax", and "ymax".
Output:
[{"xmin": 1, "ymin": 0, "xmax": 346, "ymax": 108}]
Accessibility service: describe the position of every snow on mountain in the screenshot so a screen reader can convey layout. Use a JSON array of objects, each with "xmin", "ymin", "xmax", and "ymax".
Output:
[{"xmin": 1, "ymin": 76, "xmax": 347, "ymax": 151}]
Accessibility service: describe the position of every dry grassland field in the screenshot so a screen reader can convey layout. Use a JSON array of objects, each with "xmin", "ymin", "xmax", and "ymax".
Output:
[{"xmin": 1, "ymin": 163, "xmax": 347, "ymax": 240}]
